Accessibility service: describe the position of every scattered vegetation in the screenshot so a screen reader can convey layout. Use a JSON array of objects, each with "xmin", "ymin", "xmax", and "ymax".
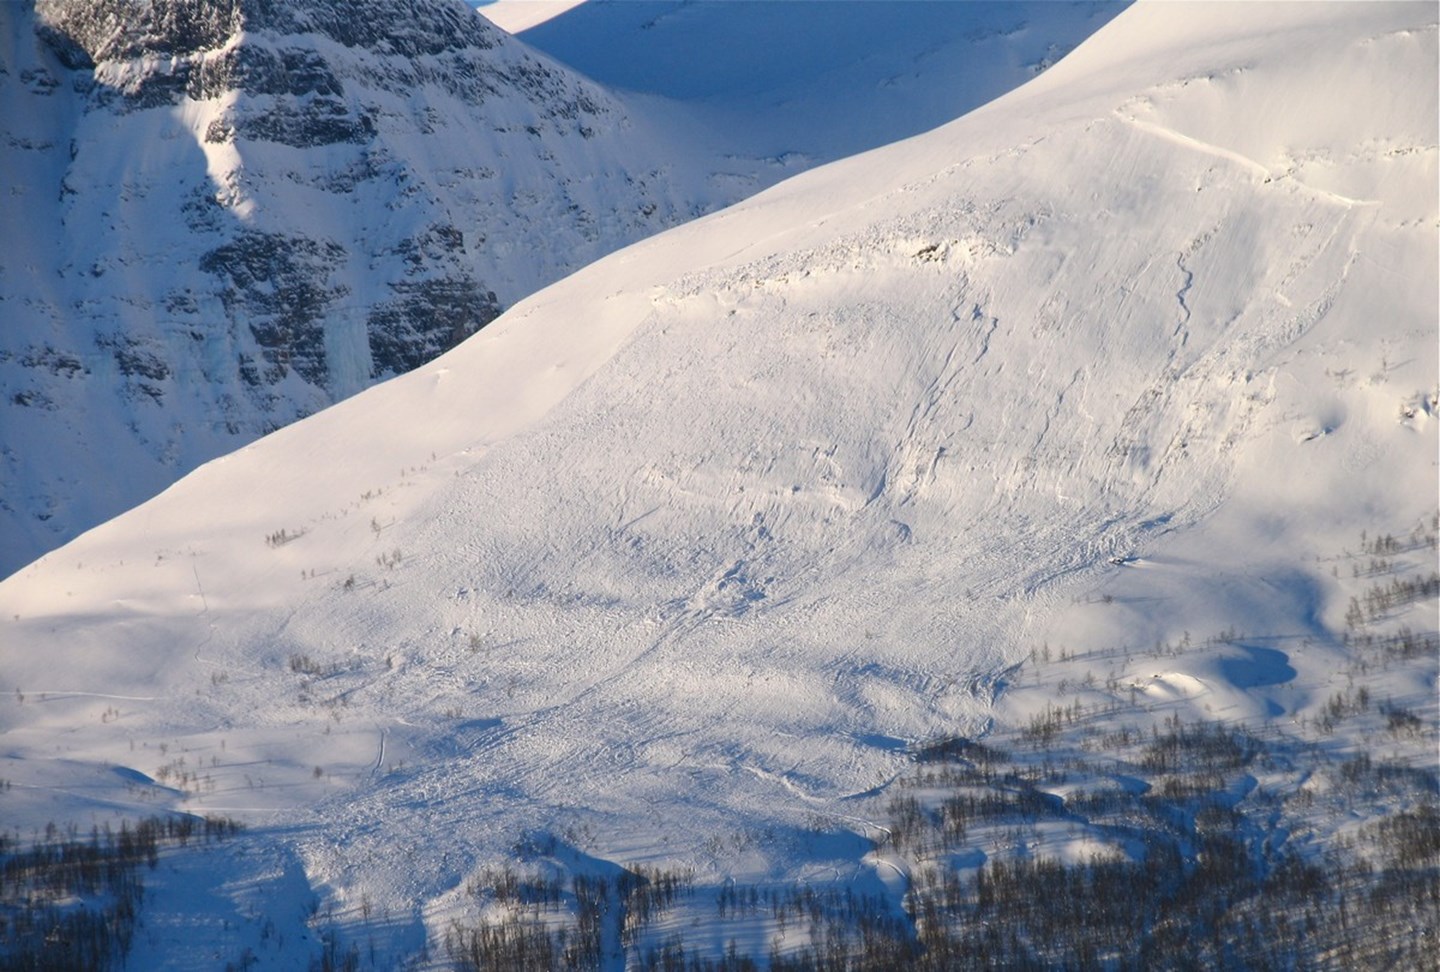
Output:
[
  {"xmin": 0, "ymin": 815, "xmax": 242, "ymax": 972},
  {"xmin": 290, "ymin": 653, "xmax": 343, "ymax": 677},
  {"xmin": 440, "ymin": 523, "xmax": 1437, "ymax": 969},
  {"xmin": 884, "ymin": 725, "xmax": 1436, "ymax": 969},
  {"xmin": 264, "ymin": 527, "xmax": 306, "ymax": 548},
  {"xmin": 11, "ymin": 527, "xmax": 1434, "ymax": 969},
  {"xmin": 438, "ymin": 697, "xmax": 1436, "ymax": 969},
  {"xmin": 445, "ymin": 861, "xmax": 702, "ymax": 971}
]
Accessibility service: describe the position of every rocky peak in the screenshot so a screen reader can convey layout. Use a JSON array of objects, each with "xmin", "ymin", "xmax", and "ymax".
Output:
[
  {"xmin": 0, "ymin": 0, "xmax": 698, "ymax": 576},
  {"xmin": 34, "ymin": 0, "xmax": 499, "ymax": 66},
  {"xmin": 34, "ymin": 0, "xmax": 598, "ymax": 133}
]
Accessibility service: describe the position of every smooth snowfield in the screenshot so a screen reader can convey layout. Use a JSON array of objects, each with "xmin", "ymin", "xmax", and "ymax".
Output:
[
  {"xmin": 1, "ymin": 2, "xmax": 1436, "ymax": 966},
  {"xmin": 474, "ymin": 0, "xmax": 586, "ymax": 34}
]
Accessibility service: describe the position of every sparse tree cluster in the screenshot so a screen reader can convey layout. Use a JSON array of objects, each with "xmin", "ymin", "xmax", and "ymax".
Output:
[
  {"xmin": 437, "ymin": 523, "xmax": 1437, "ymax": 969},
  {"xmin": 0, "ymin": 815, "xmax": 242, "ymax": 971}
]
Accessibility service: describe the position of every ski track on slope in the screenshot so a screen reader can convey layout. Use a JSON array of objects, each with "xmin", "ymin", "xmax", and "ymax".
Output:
[
  {"xmin": 1114, "ymin": 111, "xmax": 1381, "ymax": 208},
  {"xmin": 277, "ymin": 161, "xmax": 1359, "ymax": 904},
  {"xmin": 186, "ymin": 160, "xmax": 1379, "ymax": 914},
  {"xmin": 0, "ymin": 0, "xmax": 1135, "ymax": 580},
  {"xmin": 21, "ymin": 691, "xmax": 159, "ymax": 701}
]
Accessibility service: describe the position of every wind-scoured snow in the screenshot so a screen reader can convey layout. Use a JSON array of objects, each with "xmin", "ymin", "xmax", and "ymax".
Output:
[
  {"xmin": 474, "ymin": 0, "xmax": 586, "ymax": 35},
  {"xmin": 0, "ymin": 2, "xmax": 1435, "ymax": 967}
]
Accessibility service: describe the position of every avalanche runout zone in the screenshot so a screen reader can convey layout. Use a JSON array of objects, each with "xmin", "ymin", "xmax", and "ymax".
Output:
[{"xmin": 278, "ymin": 112, "xmax": 1387, "ymax": 910}]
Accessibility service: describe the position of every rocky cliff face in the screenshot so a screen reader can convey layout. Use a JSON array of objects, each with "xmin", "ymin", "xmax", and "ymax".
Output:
[{"xmin": 0, "ymin": 0, "xmax": 701, "ymax": 574}]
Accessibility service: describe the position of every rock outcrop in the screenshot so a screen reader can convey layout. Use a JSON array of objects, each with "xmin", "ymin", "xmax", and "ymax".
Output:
[{"xmin": 0, "ymin": 0, "xmax": 700, "ymax": 574}]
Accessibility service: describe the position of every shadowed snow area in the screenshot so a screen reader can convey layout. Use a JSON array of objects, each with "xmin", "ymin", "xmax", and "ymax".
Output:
[
  {"xmin": 0, "ymin": 2, "xmax": 1435, "ymax": 965},
  {"xmin": 512, "ymin": 0, "xmax": 1129, "ymax": 163}
]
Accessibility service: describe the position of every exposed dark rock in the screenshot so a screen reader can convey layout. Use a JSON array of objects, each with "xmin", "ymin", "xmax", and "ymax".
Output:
[
  {"xmin": 237, "ymin": 354, "xmax": 264, "ymax": 389},
  {"xmin": 391, "ymin": 224, "xmax": 468, "ymax": 272},
  {"xmin": 96, "ymin": 334, "xmax": 171, "ymax": 382},
  {"xmin": 20, "ymin": 346, "xmax": 87, "ymax": 378},
  {"xmin": 191, "ymin": 45, "xmax": 345, "ymax": 101},
  {"xmin": 11, "ymin": 388, "xmax": 56, "ymax": 409},
  {"xmin": 368, "ymin": 278, "xmax": 500, "ymax": 377},
  {"xmin": 164, "ymin": 292, "xmax": 200, "ymax": 316},
  {"xmin": 34, "ymin": 0, "xmax": 602, "ymax": 121},
  {"xmin": 180, "ymin": 186, "xmax": 226, "ymax": 233},
  {"xmin": 2, "ymin": 0, "xmax": 678, "ymax": 575},
  {"xmin": 205, "ymin": 97, "xmax": 374, "ymax": 148},
  {"xmin": 33, "ymin": 0, "xmax": 498, "ymax": 70},
  {"xmin": 19, "ymin": 66, "xmax": 60, "ymax": 94},
  {"xmin": 271, "ymin": 0, "xmax": 500, "ymax": 58},
  {"xmin": 200, "ymin": 232, "xmax": 348, "ymax": 387},
  {"xmin": 93, "ymin": 42, "xmax": 350, "ymax": 114},
  {"xmin": 35, "ymin": 0, "xmax": 243, "ymax": 65}
]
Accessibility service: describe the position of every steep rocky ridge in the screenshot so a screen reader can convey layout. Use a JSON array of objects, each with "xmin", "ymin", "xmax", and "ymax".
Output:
[{"xmin": 0, "ymin": 0, "xmax": 698, "ymax": 575}]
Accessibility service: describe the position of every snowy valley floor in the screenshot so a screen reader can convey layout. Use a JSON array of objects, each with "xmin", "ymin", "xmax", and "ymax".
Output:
[{"xmin": 5, "ymin": 519, "xmax": 1436, "ymax": 969}]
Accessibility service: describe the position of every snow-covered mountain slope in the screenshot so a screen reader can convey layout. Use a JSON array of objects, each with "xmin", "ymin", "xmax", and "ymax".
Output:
[
  {"xmin": 0, "ymin": 0, "xmax": 1124, "ymax": 581},
  {"xmin": 474, "ymin": 0, "xmax": 586, "ymax": 35},
  {"xmin": 1, "ymin": 2, "xmax": 1435, "ymax": 966},
  {"xmin": 509, "ymin": 0, "xmax": 1127, "ymax": 165},
  {"xmin": 0, "ymin": 0, "xmax": 701, "ymax": 578}
]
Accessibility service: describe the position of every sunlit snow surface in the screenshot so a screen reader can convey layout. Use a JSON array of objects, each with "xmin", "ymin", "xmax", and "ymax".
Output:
[
  {"xmin": 1, "ymin": 2, "xmax": 1436, "ymax": 967},
  {"xmin": 474, "ymin": 0, "xmax": 586, "ymax": 35}
]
